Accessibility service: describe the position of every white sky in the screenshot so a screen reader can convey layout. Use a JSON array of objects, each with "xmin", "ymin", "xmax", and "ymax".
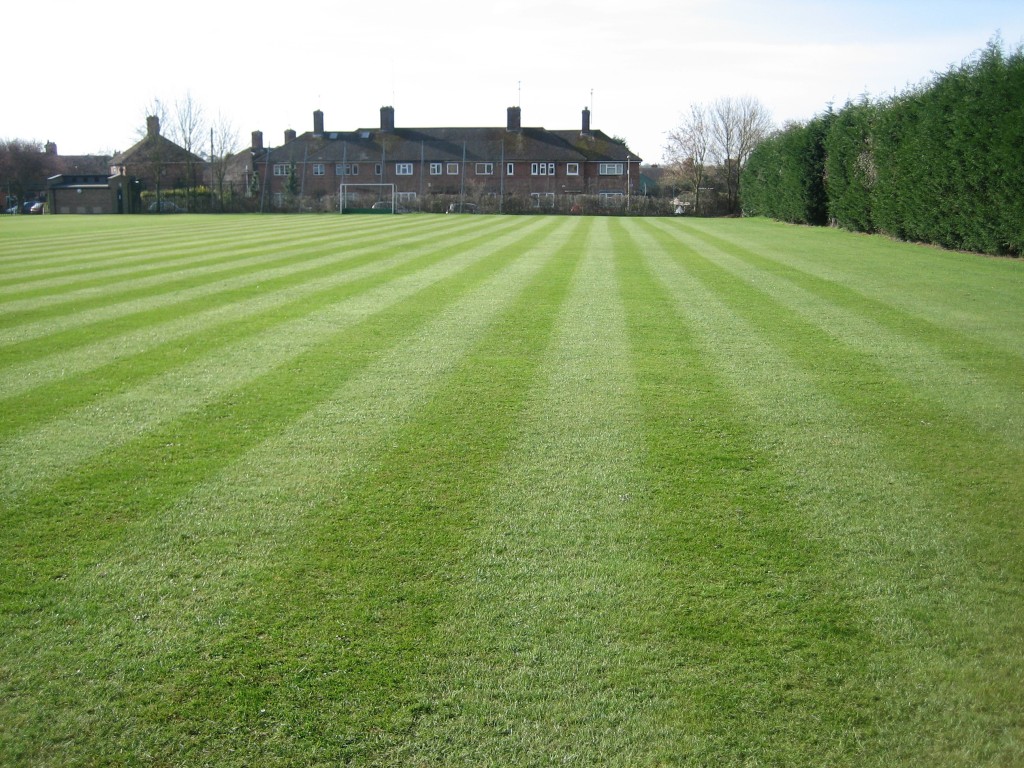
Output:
[{"xmin": 6, "ymin": 0, "xmax": 1023, "ymax": 163}]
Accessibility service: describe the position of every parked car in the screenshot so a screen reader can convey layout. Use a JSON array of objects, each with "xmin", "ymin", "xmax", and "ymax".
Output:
[
  {"xmin": 446, "ymin": 202, "xmax": 477, "ymax": 214},
  {"xmin": 5, "ymin": 201, "xmax": 38, "ymax": 214},
  {"xmin": 29, "ymin": 201, "xmax": 45, "ymax": 214},
  {"xmin": 148, "ymin": 201, "xmax": 184, "ymax": 213}
]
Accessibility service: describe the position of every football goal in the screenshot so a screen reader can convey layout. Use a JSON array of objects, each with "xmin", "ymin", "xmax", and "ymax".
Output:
[{"xmin": 339, "ymin": 183, "xmax": 397, "ymax": 213}]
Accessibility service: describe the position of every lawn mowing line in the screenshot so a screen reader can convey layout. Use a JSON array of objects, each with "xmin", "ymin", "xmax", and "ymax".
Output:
[
  {"xmin": 401, "ymin": 219, "xmax": 664, "ymax": 763},
  {"xmin": 0, "ymin": 217, "xmax": 549, "ymax": 495},
  {"xmin": 0, "ymin": 214, "xmax": 396, "ymax": 273},
  {"xmin": 0, "ymin": 213, "xmax": 455, "ymax": 291},
  {"xmin": 673, "ymin": 220, "xmax": 1024, "ymax": 377},
  {"xmin": 607, "ymin": 218, "xmax": 881, "ymax": 764},
  {"xmin": 650, "ymin": 219, "xmax": 1024, "ymax": 533},
  {"xmin": 632, "ymin": 220, "xmax": 1024, "ymax": 763},
  {"xmin": 0, "ymin": 220, "xmax": 538, "ymax": 436},
  {"xmin": 0, "ymin": 215, "xmax": 503, "ymax": 348},
  {"xmin": 0, "ymin": 215, "xmax": 483, "ymax": 318},
  {"xmin": 0, "ymin": 231, "xmax": 477, "ymax": 404},
  {"xmin": 693, "ymin": 218, "xmax": 1024, "ymax": 359},
  {"xmin": 651, "ymin": 220, "xmax": 1024, "ymax": 451},
  {"xmin": 0, "ymin": 219, "xmax": 574, "ymax": 765}
]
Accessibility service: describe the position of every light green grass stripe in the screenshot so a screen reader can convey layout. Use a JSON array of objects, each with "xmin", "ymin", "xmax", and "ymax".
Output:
[
  {"xmin": 403, "ymin": 219, "xmax": 659, "ymax": 762},
  {"xmin": 0, "ymin": 215, "xmax": 480, "ymax": 318},
  {"xmin": 652, "ymin": 220, "xmax": 1024, "ymax": 449},
  {"xmin": 0, "ymin": 221, "xmax": 577, "ymax": 764},
  {"xmin": 0, "ymin": 218, "xmax": 545, "ymax": 494},
  {"xmin": 0, "ymin": 219, "xmax": 518, "ymax": 398},
  {"xmin": 0, "ymin": 217, "xmax": 493, "ymax": 348},
  {"xmin": 696, "ymin": 218, "xmax": 1024, "ymax": 358},
  {"xmin": 632, "ymin": 219, "xmax": 1023, "ymax": 763},
  {"xmin": 0, "ymin": 214, "xmax": 456, "ymax": 294}
]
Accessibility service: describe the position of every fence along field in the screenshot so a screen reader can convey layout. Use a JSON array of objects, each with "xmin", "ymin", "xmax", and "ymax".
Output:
[{"xmin": 1, "ymin": 214, "xmax": 1022, "ymax": 766}]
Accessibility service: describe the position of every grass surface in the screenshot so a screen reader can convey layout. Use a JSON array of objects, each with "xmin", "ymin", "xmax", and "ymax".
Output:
[{"xmin": 1, "ymin": 213, "xmax": 1022, "ymax": 766}]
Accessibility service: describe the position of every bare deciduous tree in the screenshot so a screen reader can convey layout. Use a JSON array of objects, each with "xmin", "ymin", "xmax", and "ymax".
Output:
[
  {"xmin": 209, "ymin": 112, "xmax": 239, "ymax": 211},
  {"xmin": 666, "ymin": 96, "xmax": 773, "ymax": 214}
]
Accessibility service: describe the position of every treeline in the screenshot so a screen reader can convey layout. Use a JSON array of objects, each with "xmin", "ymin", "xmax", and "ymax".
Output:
[{"xmin": 741, "ymin": 39, "xmax": 1023, "ymax": 256}]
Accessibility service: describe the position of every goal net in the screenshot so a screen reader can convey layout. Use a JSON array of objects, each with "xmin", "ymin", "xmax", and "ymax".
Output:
[{"xmin": 339, "ymin": 183, "xmax": 397, "ymax": 213}]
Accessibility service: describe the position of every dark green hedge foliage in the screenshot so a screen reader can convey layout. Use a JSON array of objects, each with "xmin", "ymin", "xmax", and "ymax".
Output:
[{"xmin": 741, "ymin": 39, "xmax": 1023, "ymax": 256}]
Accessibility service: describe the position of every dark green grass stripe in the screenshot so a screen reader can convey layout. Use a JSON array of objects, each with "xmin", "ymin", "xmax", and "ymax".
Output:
[
  {"xmin": 0, "ymin": 213, "xmax": 456, "ymax": 292},
  {"xmin": 396, "ymin": 220, "xmax": 666, "ymax": 763},
  {"xmin": 0, "ymin": 218, "xmax": 557, "ymax": 485},
  {"xmin": 673, "ymin": 221, "xmax": 1024, "ymax": 385},
  {"xmin": 607, "ymin": 217, "xmax": 884, "ymax": 764},
  {"xmin": 0, "ymin": 216, "xmax": 508, "ymax": 359},
  {"xmin": 0, "ymin": 222, "xmax": 528, "ymax": 436},
  {"xmin": 0, "ymin": 216, "xmax": 483, "ymax": 325},
  {"xmin": 632, "ymin": 219, "xmax": 1024, "ymax": 762},
  {"xmin": 0, "ymin": 219, "xmax": 580, "ymax": 766},
  {"xmin": 649, "ymin": 220, "xmax": 1024, "ymax": 518}
]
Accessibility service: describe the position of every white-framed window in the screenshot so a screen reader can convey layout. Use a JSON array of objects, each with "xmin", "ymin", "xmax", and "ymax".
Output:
[
  {"xmin": 395, "ymin": 162, "xmax": 413, "ymax": 176},
  {"xmin": 475, "ymin": 162, "xmax": 493, "ymax": 175},
  {"xmin": 599, "ymin": 191, "xmax": 625, "ymax": 205},
  {"xmin": 398, "ymin": 191, "xmax": 417, "ymax": 202},
  {"xmin": 599, "ymin": 162, "xmax": 624, "ymax": 175},
  {"xmin": 506, "ymin": 162, "xmax": 515, "ymax": 176},
  {"xmin": 446, "ymin": 162, "xmax": 459, "ymax": 175},
  {"xmin": 336, "ymin": 163, "xmax": 359, "ymax": 176},
  {"xmin": 429, "ymin": 162, "xmax": 443, "ymax": 175},
  {"xmin": 312, "ymin": 163, "xmax": 325, "ymax": 176},
  {"xmin": 530, "ymin": 192, "xmax": 555, "ymax": 208},
  {"xmin": 273, "ymin": 163, "xmax": 289, "ymax": 176},
  {"xmin": 531, "ymin": 162, "xmax": 555, "ymax": 176},
  {"xmin": 375, "ymin": 163, "xmax": 383, "ymax": 176},
  {"xmin": 566, "ymin": 163, "xmax": 579, "ymax": 176}
]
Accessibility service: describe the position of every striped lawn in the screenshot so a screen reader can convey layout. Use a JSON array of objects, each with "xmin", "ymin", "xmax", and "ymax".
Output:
[{"xmin": 1, "ymin": 214, "xmax": 1021, "ymax": 767}]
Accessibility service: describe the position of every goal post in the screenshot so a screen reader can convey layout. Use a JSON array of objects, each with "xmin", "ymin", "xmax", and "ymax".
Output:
[{"xmin": 339, "ymin": 183, "xmax": 397, "ymax": 213}]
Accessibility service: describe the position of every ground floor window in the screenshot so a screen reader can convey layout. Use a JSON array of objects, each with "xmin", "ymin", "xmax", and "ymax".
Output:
[
  {"xmin": 531, "ymin": 192, "xmax": 555, "ymax": 208},
  {"xmin": 397, "ymin": 191, "xmax": 417, "ymax": 202}
]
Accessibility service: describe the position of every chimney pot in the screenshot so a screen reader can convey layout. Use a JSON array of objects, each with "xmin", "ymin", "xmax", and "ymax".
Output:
[{"xmin": 507, "ymin": 106, "xmax": 522, "ymax": 132}]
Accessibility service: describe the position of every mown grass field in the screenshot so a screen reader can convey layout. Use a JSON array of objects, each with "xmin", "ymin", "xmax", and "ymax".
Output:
[{"xmin": 1, "ymin": 213, "xmax": 1022, "ymax": 766}]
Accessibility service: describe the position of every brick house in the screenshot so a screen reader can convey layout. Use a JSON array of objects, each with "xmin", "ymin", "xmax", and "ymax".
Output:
[
  {"xmin": 110, "ymin": 116, "xmax": 207, "ymax": 201},
  {"xmin": 246, "ymin": 106, "xmax": 642, "ymax": 212}
]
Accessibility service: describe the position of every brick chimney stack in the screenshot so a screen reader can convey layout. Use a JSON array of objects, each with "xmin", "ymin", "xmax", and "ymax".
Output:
[
  {"xmin": 507, "ymin": 106, "xmax": 521, "ymax": 132},
  {"xmin": 581, "ymin": 107, "xmax": 592, "ymax": 136},
  {"xmin": 380, "ymin": 106, "xmax": 395, "ymax": 132},
  {"xmin": 313, "ymin": 110, "xmax": 324, "ymax": 135},
  {"xmin": 147, "ymin": 116, "xmax": 160, "ymax": 137},
  {"xmin": 284, "ymin": 129, "xmax": 296, "ymax": 143},
  {"xmin": 251, "ymin": 131, "xmax": 264, "ymax": 151}
]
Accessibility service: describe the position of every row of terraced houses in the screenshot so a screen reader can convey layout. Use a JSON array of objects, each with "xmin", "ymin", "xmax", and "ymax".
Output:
[
  {"xmin": 38, "ymin": 104, "xmax": 642, "ymax": 214},
  {"xmin": 248, "ymin": 106, "xmax": 641, "ymax": 211}
]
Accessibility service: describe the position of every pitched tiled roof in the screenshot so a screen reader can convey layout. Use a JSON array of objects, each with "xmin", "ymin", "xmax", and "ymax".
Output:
[{"xmin": 257, "ymin": 125, "xmax": 639, "ymax": 165}]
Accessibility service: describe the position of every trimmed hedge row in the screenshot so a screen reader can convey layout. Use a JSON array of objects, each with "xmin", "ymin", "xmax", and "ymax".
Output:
[{"xmin": 741, "ymin": 40, "xmax": 1023, "ymax": 256}]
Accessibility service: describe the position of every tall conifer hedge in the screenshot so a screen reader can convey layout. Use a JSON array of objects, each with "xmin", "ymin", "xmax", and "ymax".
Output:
[{"xmin": 740, "ymin": 39, "xmax": 1023, "ymax": 256}]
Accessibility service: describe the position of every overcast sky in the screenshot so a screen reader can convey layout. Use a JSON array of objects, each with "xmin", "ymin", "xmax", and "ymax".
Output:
[{"xmin": 7, "ymin": 0, "xmax": 1023, "ymax": 163}]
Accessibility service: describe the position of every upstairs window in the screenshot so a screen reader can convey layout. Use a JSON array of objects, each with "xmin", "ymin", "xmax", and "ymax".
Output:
[
  {"xmin": 599, "ymin": 162, "xmax": 624, "ymax": 175},
  {"xmin": 395, "ymin": 162, "xmax": 414, "ymax": 175},
  {"xmin": 475, "ymin": 162, "xmax": 493, "ymax": 175},
  {"xmin": 429, "ymin": 162, "xmax": 443, "ymax": 175},
  {"xmin": 531, "ymin": 162, "xmax": 555, "ymax": 176},
  {"xmin": 273, "ymin": 164, "xmax": 289, "ymax": 176},
  {"xmin": 312, "ymin": 163, "xmax": 325, "ymax": 176},
  {"xmin": 336, "ymin": 163, "xmax": 359, "ymax": 176},
  {"xmin": 566, "ymin": 163, "xmax": 579, "ymax": 176},
  {"xmin": 446, "ymin": 163, "xmax": 459, "ymax": 175}
]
